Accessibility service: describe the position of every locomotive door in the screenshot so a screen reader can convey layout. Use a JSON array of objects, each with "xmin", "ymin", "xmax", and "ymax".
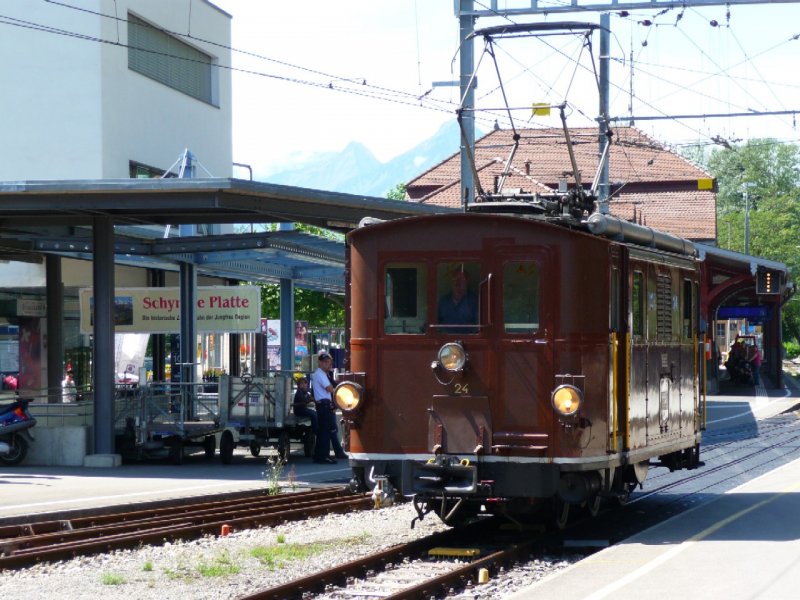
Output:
[
  {"xmin": 646, "ymin": 265, "xmax": 682, "ymax": 442},
  {"xmin": 492, "ymin": 252, "xmax": 553, "ymax": 450},
  {"xmin": 610, "ymin": 248, "xmax": 627, "ymax": 453},
  {"xmin": 628, "ymin": 263, "xmax": 648, "ymax": 450}
]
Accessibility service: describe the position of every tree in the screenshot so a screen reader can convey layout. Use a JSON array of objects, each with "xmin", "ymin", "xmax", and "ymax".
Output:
[
  {"xmin": 705, "ymin": 139, "xmax": 800, "ymax": 342},
  {"xmin": 386, "ymin": 183, "xmax": 407, "ymax": 200},
  {"xmin": 259, "ymin": 283, "xmax": 344, "ymax": 327}
]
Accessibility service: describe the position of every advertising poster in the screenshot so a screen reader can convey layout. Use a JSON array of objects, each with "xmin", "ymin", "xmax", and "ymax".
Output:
[
  {"xmin": 79, "ymin": 286, "xmax": 261, "ymax": 334},
  {"xmin": 264, "ymin": 318, "xmax": 281, "ymax": 370},
  {"xmin": 294, "ymin": 320, "xmax": 309, "ymax": 367}
]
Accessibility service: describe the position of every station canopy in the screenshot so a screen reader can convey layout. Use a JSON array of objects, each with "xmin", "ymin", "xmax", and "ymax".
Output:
[{"xmin": 0, "ymin": 178, "xmax": 456, "ymax": 293}]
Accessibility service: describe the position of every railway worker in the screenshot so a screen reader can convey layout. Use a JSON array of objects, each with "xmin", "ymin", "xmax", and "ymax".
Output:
[
  {"xmin": 292, "ymin": 375, "xmax": 318, "ymax": 434},
  {"xmin": 437, "ymin": 266, "xmax": 478, "ymax": 328},
  {"xmin": 311, "ymin": 352, "xmax": 337, "ymax": 464}
]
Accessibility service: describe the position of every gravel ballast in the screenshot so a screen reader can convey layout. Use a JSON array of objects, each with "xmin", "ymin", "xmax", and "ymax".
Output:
[{"xmin": 1, "ymin": 500, "xmax": 578, "ymax": 599}]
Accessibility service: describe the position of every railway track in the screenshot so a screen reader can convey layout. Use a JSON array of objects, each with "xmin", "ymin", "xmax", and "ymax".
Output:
[
  {"xmin": 240, "ymin": 409, "xmax": 800, "ymax": 599},
  {"xmin": 0, "ymin": 486, "xmax": 371, "ymax": 569},
  {"xmin": 237, "ymin": 519, "xmax": 579, "ymax": 600}
]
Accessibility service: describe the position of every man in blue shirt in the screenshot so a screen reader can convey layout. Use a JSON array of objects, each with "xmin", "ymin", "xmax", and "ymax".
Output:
[
  {"xmin": 438, "ymin": 268, "xmax": 478, "ymax": 329},
  {"xmin": 311, "ymin": 352, "xmax": 337, "ymax": 464}
]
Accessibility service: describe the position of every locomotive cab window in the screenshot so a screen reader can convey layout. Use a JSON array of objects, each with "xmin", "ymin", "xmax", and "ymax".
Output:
[
  {"xmin": 435, "ymin": 262, "xmax": 480, "ymax": 333},
  {"xmin": 384, "ymin": 263, "xmax": 427, "ymax": 334},
  {"xmin": 503, "ymin": 261, "xmax": 540, "ymax": 333}
]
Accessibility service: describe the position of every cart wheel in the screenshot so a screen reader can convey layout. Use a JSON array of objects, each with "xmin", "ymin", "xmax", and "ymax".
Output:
[
  {"xmin": 220, "ymin": 431, "xmax": 234, "ymax": 465},
  {"xmin": 249, "ymin": 442, "xmax": 262, "ymax": 457},
  {"xmin": 303, "ymin": 430, "xmax": 316, "ymax": 457},
  {"xmin": 203, "ymin": 435, "xmax": 216, "ymax": 459},
  {"xmin": 170, "ymin": 441, "xmax": 184, "ymax": 465},
  {"xmin": 277, "ymin": 431, "xmax": 291, "ymax": 463}
]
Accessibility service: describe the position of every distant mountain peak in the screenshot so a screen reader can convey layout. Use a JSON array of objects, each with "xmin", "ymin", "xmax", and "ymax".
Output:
[{"xmin": 263, "ymin": 120, "xmax": 476, "ymax": 198}]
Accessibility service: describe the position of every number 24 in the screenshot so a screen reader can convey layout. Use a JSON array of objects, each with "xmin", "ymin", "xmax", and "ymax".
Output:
[{"xmin": 454, "ymin": 383, "xmax": 469, "ymax": 394}]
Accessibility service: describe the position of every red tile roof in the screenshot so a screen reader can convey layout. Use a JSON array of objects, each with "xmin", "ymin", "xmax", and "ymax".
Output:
[{"xmin": 407, "ymin": 126, "xmax": 717, "ymax": 241}]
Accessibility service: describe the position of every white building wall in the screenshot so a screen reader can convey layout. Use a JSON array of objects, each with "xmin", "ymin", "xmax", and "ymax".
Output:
[
  {"xmin": 100, "ymin": 1, "xmax": 232, "ymax": 178},
  {"xmin": 0, "ymin": 1, "xmax": 105, "ymax": 179},
  {"xmin": 0, "ymin": 0, "xmax": 231, "ymax": 180}
]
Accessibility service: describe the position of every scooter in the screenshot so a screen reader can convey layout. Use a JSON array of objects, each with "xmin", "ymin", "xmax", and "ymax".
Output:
[{"xmin": 0, "ymin": 397, "xmax": 36, "ymax": 465}]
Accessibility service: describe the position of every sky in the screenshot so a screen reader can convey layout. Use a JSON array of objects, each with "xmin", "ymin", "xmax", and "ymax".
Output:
[{"xmin": 211, "ymin": 1, "xmax": 800, "ymax": 180}]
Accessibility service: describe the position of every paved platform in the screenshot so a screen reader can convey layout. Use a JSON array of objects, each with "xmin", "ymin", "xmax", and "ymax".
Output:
[
  {"xmin": 508, "ymin": 455, "xmax": 800, "ymax": 600},
  {"xmin": 0, "ymin": 447, "xmax": 352, "ymax": 522}
]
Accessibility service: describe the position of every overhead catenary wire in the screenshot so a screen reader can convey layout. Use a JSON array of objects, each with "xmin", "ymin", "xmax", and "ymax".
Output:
[{"xmin": 18, "ymin": 0, "xmax": 800, "ymax": 152}]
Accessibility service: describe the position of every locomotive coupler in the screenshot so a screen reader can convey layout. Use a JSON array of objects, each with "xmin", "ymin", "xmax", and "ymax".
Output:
[{"xmin": 411, "ymin": 494, "xmax": 434, "ymax": 529}]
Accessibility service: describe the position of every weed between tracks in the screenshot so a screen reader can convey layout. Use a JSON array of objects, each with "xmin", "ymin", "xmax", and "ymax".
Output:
[
  {"xmin": 249, "ymin": 541, "xmax": 325, "ymax": 570},
  {"xmin": 100, "ymin": 572, "xmax": 126, "ymax": 585},
  {"xmin": 197, "ymin": 550, "xmax": 241, "ymax": 577},
  {"xmin": 262, "ymin": 455, "xmax": 286, "ymax": 495}
]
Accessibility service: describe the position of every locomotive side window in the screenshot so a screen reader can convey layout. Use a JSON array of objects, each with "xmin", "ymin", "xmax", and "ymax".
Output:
[
  {"xmin": 384, "ymin": 264, "xmax": 427, "ymax": 334},
  {"xmin": 682, "ymin": 279, "xmax": 695, "ymax": 339},
  {"xmin": 632, "ymin": 271, "xmax": 644, "ymax": 337},
  {"xmin": 503, "ymin": 261, "xmax": 539, "ymax": 333},
  {"xmin": 610, "ymin": 268, "xmax": 620, "ymax": 332},
  {"xmin": 435, "ymin": 262, "xmax": 480, "ymax": 333}
]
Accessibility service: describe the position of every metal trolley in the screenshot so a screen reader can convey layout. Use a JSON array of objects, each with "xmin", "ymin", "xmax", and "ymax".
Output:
[
  {"xmin": 216, "ymin": 372, "xmax": 315, "ymax": 464},
  {"xmin": 114, "ymin": 380, "xmax": 222, "ymax": 464}
]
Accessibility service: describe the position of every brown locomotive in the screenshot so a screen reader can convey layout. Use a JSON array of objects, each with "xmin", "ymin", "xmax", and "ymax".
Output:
[{"xmin": 333, "ymin": 208, "xmax": 703, "ymax": 527}]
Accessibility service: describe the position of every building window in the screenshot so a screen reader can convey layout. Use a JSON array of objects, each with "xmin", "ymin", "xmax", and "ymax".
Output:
[
  {"xmin": 128, "ymin": 13, "xmax": 215, "ymax": 105},
  {"xmin": 129, "ymin": 161, "xmax": 175, "ymax": 179}
]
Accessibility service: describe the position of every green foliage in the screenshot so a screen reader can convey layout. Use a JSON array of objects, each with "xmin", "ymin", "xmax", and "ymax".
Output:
[
  {"xmin": 708, "ymin": 139, "xmax": 800, "ymax": 215},
  {"xmin": 249, "ymin": 542, "xmax": 326, "ymax": 570},
  {"xmin": 100, "ymin": 572, "xmax": 126, "ymax": 585},
  {"xmin": 784, "ymin": 341, "xmax": 800, "ymax": 360},
  {"xmin": 142, "ymin": 561, "xmax": 153, "ymax": 572},
  {"xmin": 387, "ymin": 182, "xmax": 408, "ymax": 200},
  {"xmin": 196, "ymin": 550, "xmax": 241, "ymax": 577},
  {"xmin": 259, "ymin": 284, "xmax": 344, "ymax": 327},
  {"xmin": 705, "ymin": 139, "xmax": 800, "ymax": 343}
]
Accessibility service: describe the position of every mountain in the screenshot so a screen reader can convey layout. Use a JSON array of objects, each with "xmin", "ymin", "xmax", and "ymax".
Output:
[{"xmin": 263, "ymin": 120, "xmax": 472, "ymax": 198}]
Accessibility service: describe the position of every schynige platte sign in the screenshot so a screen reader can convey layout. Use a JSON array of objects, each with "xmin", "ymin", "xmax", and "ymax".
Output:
[{"xmin": 78, "ymin": 286, "xmax": 261, "ymax": 334}]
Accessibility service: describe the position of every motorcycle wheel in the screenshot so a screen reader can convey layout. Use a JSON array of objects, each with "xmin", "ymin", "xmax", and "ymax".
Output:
[{"xmin": 0, "ymin": 435, "xmax": 29, "ymax": 466}]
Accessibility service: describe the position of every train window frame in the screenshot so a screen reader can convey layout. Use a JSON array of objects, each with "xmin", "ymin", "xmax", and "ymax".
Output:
[
  {"xmin": 682, "ymin": 278, "xmax": 695, "ymax": 340},
  {"xmin": 610, "ymin": 267, "xmax": 620, "ymax": 332},
  {"xmin": 383, "ymin": 262, "xmax": 428, "ymax": 335},
  {"xmin": 502, "ymin": 261, "xmax": 540, "ymax": 334},
  {"xmin": 631, "ymin": 270, "xmax": 644, "ymax": 338},
  {"xmin": 432, "ymin": 261, "xmax": 481, "ymax": 334}
]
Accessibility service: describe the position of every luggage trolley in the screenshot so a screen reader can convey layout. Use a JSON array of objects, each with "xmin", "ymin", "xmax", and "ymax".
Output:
[
  {"xmin": 217, "ymin": 372, "xmax": 315, "ymax": 464},
  {"xmin": 114, "ymin": 379, "xmax": 223, "ymax": 464}
]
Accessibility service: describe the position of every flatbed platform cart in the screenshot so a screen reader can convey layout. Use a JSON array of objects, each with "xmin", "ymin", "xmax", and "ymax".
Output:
[
  {"xmin": 217, "ymin": 372, "xmax": 315, "ymax": 464},
  {"xmin": 114, "ymin": 380, "xmax": 223, "ymax": 464}
]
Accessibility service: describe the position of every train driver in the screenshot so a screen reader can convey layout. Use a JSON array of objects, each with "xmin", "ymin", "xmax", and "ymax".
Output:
[{"xmin": 437, "ymin": 265, "xmax": 478, "ymax": 328}]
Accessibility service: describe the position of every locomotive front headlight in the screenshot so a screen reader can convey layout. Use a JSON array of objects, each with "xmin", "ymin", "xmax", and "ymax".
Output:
[
  {"xmin": 438, "ymin": 342, "xmax": 467, "ymax": 372},
  {"xmin": 551, "ymin": 384, "xmax": 582, "ymax": 417},
  {"xmin": 334, "ymin": 381, "xmax": 363, "ymax": 412}
]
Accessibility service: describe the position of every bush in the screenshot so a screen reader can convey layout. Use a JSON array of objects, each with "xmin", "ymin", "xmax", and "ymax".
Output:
[{"xmin": 784, "ymin": 341, "xmax": 800, "ymax": 360}]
